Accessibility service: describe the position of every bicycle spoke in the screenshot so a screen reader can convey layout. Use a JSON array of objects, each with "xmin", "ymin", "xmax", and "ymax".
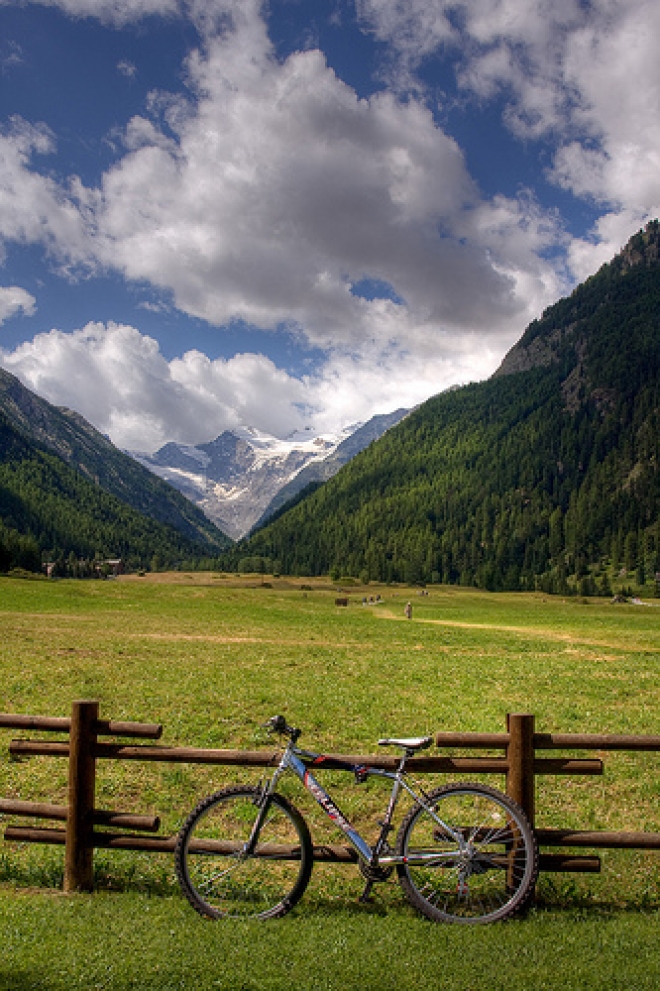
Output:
[
  {"xmin": 396, "ymin": 783, "xmax": 538, "ymax": 924},
  {"xmin": 175, "ymin": 786, "xmax": 313, "ymax": 920}
]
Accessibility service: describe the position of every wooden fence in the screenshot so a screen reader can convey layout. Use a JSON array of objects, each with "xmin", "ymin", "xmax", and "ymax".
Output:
[{"xmin": 2, "ymin": 701, "xmax": 660, "ymax": 893}]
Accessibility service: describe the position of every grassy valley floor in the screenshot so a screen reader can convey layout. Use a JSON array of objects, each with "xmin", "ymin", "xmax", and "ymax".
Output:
[{"xmin": 1, "ymin": 573, "xmax": 660, "ymax": 989}]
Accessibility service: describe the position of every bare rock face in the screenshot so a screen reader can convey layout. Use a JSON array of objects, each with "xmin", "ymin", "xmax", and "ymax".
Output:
[
  {"xmin": 495, "ymin": 221, "xmax": 660, "ymax": 383},
  {"xmin": 619, "ymin": 219, "xmax": 660, "ymax": 271},
  {"xmin": 493, "ymin": 326, "xmax": 566, "ymax": 378}
]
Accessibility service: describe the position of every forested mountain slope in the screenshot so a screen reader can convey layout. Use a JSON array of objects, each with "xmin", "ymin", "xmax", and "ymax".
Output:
[
  {"xmin": 0, "ymin": 412, "xmax": 220, "ymax": 572},
  {"xmin": 0, "ymin": 367, "xmax": 230, "ymax": 551},
  {"xmin": 236, "ymin": 221, "xmax": 660, "ymax": 594}
]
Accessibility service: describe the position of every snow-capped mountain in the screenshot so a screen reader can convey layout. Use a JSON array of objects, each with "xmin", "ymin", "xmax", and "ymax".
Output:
[
  {"xmin": 129, "ymin": 413, "xmax": 407, "ymax": 540},
  {"xmin": 129, "ymin": 424, "xmax": 355, "ymax": 540}
]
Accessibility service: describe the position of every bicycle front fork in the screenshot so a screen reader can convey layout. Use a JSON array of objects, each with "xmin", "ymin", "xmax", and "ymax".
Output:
[{"xmin": 244, "ymin": 768, "xmax": 283, "ymax": 856}]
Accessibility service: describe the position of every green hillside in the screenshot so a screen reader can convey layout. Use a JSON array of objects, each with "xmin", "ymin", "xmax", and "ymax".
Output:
[
  {"xmin": 235, "ymin": 221, "xmax": 660, "ymax": 595},
  {"xmin": 0, "ymin": 366, "xmax": 230, "ymax": 552},
  {"xmin": 0, "ymin": 412, "xmax": 220, "ymax": 573}
]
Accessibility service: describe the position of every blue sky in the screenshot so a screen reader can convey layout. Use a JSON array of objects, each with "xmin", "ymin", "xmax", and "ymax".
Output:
[{"xmin": 1, "ymin": 0, "xmax": 659, "ymax": 452}]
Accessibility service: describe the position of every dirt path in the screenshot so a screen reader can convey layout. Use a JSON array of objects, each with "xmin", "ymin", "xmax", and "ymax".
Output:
[{"xmin": 376, "ymin": 608, "xmax": 659, "ymax": 653}]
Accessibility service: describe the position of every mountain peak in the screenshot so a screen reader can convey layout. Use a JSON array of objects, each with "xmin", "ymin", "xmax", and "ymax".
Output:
[{"xmin": 618, "ymin": 218, "xmax": 660, "ymax": 273}]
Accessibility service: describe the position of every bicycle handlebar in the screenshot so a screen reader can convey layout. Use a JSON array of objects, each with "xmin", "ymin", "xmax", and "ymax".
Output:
[{"xmin": 263, "ymin": 715, "xmax": 301, "ymax": 741}]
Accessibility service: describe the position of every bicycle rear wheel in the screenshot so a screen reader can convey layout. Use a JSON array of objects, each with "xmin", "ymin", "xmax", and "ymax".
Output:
[
  {"xmin": 175, "ymin": 785, "xmax": 313, "ymax": 920},
  {"xmin": 397, "ymin": 782, "xmax": 538, "ymax": 924}
]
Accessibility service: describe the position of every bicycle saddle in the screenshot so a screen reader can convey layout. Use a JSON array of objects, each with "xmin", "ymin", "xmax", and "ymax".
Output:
[{"xmin": 377, "ymin": 736, "xmax": 433, "ymax": 751}]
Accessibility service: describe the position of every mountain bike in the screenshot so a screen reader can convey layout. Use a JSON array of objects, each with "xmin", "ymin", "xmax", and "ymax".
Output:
[{"xmin": 175, "ymin": 715, "xmax": 538, "ymax": 924}]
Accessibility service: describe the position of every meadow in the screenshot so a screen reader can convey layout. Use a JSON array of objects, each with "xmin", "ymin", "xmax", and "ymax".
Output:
[{"xmin": 1, "ymin": 572, "xmax": 660, "ymax": 990}]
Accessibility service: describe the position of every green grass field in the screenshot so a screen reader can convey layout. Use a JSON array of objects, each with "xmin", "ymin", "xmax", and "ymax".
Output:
[{"xmin": 1, "ymin": 573, "xmax": 660, "ymax": 990}]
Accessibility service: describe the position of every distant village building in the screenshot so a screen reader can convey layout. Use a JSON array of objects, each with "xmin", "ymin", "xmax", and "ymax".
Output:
[
  {"xmin": 101, "ymin": 559, "xmax": 125, "ymax": 577},
  {"xmin": 44, "ymin": 558, "xmax": 125, "ymax": 578}
]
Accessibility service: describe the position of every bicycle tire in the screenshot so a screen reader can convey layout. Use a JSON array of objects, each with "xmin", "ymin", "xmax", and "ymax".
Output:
[
  {"xmin": 396, "ymin": 782, "xmax": 538, "ymax": 924},
  {"xmin": 175, "ymin": 785, "xmax": 313, "ymax": 920}
]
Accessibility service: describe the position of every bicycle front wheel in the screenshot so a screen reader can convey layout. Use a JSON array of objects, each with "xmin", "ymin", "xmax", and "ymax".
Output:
[
  {"xmin": 175, "ymin": 785, "xmax": 313, "ymax": 920},
  {"xmin": 397, "ymin": 782, "xmax": 538, "ymax": 924}
]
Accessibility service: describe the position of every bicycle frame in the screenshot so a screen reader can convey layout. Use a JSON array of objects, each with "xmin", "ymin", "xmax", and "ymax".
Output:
[{"xmin": 251, "ymin": 737, "xmax": 467, "ymax": 869}]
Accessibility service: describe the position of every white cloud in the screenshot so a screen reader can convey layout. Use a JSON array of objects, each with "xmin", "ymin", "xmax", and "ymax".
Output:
[
  {"xmin": 0, "ymin": 322, "xmax": 312, "ymax": 450},
  {"xmin": 2, "ymin": 1, "xmax": 566, "ymax": 350},
  {"xmin": 0, "ymin": 318, "xmax": 510, "ymax": 452},
  {"xmin": 9, "ymin": 0, "xmax": 183, "ymax": 28},
  {"xmin": 358, "ymin": 0, "xmax": 587, "ymax": 134},
  {"xmin": 551, "ymin": 1, "xmax": 660, "ymax": 263},
  {"xmin": 306, "ymin": 333, "xmax": 507, "ymax": 438},
  {"xmin": 0, "ymin": 1, "xmax": 577, "ymax": 449},
  {"xmin": 3, "ymin": 0, "xmax": 261, "ymax": 31},
  {"xmin": 0, "ymin": 117, "xmax": 93, "ymax": 271},
  {"xmin": 358, "ymin": 0, "xmax": 660, "ymax": 270},
  {"xmin": 0, "ymin": 39, "xmax": 23, "ymax": 73},
  {"xmin": 76, "ymin": 9, "xmax": 562, "ymax": 356},
  {"xmin": 6, "ymin": 0, "xmax": 659, "ymax": 453},
  {"xmin": 0, "ymin": 286, "xmax": 36, "ymax": 324},
  {"xmin": 117, "ymin": 60, "xmax": 137, "ymax": 79}
]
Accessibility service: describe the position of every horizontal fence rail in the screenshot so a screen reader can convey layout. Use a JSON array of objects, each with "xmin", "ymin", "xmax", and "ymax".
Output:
[
  {"xmin": 1, "ymin": 702, "xmax": 659, "ymax": 894},
  {"xmin": 0, "ymin": 799, "xmax": 159, "ymax": 832},
  {"xmin": 0, "ymin": 713, "xmax": 162, "ymax": 739},
  {"xmin": 5, "ymin": 739, "xmax": 604, "ymax": 777},
  {"xmin": 435, "ymin": 730, "xmax": 660, "ymax": 751}
]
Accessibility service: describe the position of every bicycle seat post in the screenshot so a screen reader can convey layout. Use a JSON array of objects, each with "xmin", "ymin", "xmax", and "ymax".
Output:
[{"xmin": 396, "ymin": 748, "xmax": 414, "ymax": 775}]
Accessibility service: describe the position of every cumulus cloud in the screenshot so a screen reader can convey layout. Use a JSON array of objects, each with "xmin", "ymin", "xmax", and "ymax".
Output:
[
  {"xmin": 0, "ymin": 117, "xmax": 93, "ymax": 271},
  {"xmin": 307, "ymin": 333, "xmax": 507, "ymax": 437},
  {"xmin": 0, "ymin": 322, "xmax": 313, "ymax": 450},
  {"xmin": 358, "ymin": 0, "xmax": 660, "ymax": 273},
  {"xmin": 0, "ymin": 0, "xmax": 576, "ymax": 449},
  {"xmin": 0, "ymin": 286, "xmax": 36, "ymax": 324},
  {"xmin": 76, "ymin": 4, "xmax": 561, "ymax": 354},
  {"xmin": 1, "ymin": 3, "xmax": 565, "ymax": 362},
  {"xmin": 0, "ymin": 319, "xmax": 508, "ymax": 451},
  {"xmin": 3, "ymin": 0, "xmax": 658, "ymax": 452}
]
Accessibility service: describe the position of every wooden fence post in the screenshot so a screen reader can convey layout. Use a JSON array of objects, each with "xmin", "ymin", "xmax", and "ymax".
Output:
[
  {"xmin": 506, "ymin": 713, "xmax": 535, "ymax": 826},
  {"xmin": 64, "ymin": 700, "xmax": 98, "ymax": 892}
]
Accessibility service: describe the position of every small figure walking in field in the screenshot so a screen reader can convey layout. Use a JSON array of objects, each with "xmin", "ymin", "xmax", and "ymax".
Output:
[{"xmin": 404, "ymin": 601, "xmax": 412, "ymax": 620}]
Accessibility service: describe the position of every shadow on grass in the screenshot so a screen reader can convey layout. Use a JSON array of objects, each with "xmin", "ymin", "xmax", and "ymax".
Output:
[
  {"xmin": 0, "ymin": 863, "xmax": 64, "ymax": 891},
  {"xmin": 534, "ymin": 876, "xmax": 660, "ymax": 915},
  {"xmin": 0, "ymin": 970, "xmax": 52, "ymax": 991},
  {"xmin": 3, "ymin": 870, "xmax": 660, "ymax": 921},
  {"xmin": 299, "ymin": 892, "xmax": 395, "ymax": 918}
]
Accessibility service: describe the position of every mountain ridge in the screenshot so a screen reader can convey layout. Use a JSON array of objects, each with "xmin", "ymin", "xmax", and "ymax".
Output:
[{"xmin": 0, "ymin": 407, "xmax": 222, "ymax": 572}]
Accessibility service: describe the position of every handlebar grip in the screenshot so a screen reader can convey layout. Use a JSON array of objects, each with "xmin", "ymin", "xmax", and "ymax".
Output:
[{"xmin": 264, "ymin": 715, "xmax": 288, "ymax": 734}]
